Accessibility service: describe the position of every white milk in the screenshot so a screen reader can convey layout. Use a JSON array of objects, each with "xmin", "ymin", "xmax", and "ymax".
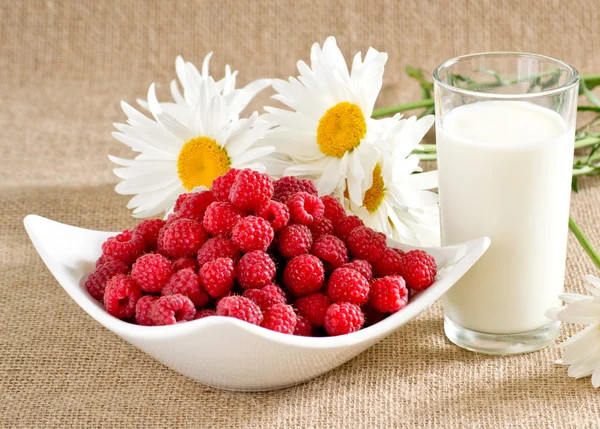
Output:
[{"xmin": 438, "ymin": 101, "xmax": 574, "ymax": 334}]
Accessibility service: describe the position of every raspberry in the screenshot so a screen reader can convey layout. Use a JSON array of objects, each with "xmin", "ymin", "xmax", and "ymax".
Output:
[
  {"xmin": 160, "ymin": 218, "xmax": 207, "ymax": 258},
  {"xmin": 199, "ymin": 257, "xmax": 235, "ymax": 298},
  {"xmin": 135, "ymin": 295, "xmax": 159, "ymax": 326},
  {"xmin": 196, "ymin": 237, "xmax": 240, "ymax": 268},
  {"xmin": 321, "ymin": 195, "xmax": 346, "ymax": 224},
  {"xmin": 341, "ymin": 259, "xmax": 373, "ymax": 281},
  {"xmin": 216, "ymin": 296, "xmax": 263, "ymax": 325},
  {"xmin": 151, "ymin": 294, "xmax": 196, "ymax": 325},
  {"xmin": 95, "ymin": 254, "xmax": 115, "ymax": 268},
  {"xmin": 255, "ymin": 200, "xmax": 290, "ymax": 231},
  {"xmin": 172, "ymin": 256, "xmax": 198, "ymax": 272},
  {"xmin": 393, "ymin": 248, "xmax": 406, "ymax": 258},
  {"xmin": 131, "ymin": 253, "xmax": 174, "ymax": 293},
  {"xmin": 369, "ymin": 275, "xmax": 409, "ymax": 313},
  {"xmin": 101, "ymin": 230, "xmax": 145, "ymax": 264},
  {"xmin": 327, "ymin": 267, "xmax": 370, "ymax": 306},
  {"xmin": 334, "ymin": 215, "xmax": 365, "ymax": 241},
  {"xmin": 175, "ymin": 190, "xmax": 215, "ymax": 222},
  {"xmin": 194, "ymin": 308, "xmax": 216, "ymax": 319},
  {"xmin": 294, "ymin": 315, "xmax": 313, "ymax": 336},
  {"xmin": 283, "ymin": 254, "xmax": 325, "ymax": 296},
  {"xmin": 261, "ymin": 303, "xmax": 297, "ymax": 334},
  {"xmin": 210, "ymin": 168, "xmax": 240, "ymax": 202},
  {"xmin": 278, "ymin": 224, "xmax": 313, "ymax": 258},
  {"xmin": 203, "ymin": 201, "xmax": 243, "ymax": 236},
  {"xmin": 272, "ymin": 176, "xmax": 318, "ymax": 203},
  {"xmin": 242, "ymin": 283, "xmax": 286, "ymax": 311},
  {"xmin": 311, "ymin": 234, "xmax": 348, "ymax": 270},
  {"xmin": 85, "ymin": 260, "xmax": 129, "ymax": 301},
  {"xmin": 133, "ymin": 219, "xmax": 165, "ymax": 250},
  {"xmin": 294, "ymin": 293, "xmax": 330, "ymax": 327},
  {"xmin": 287, "ymin": 192, "xmax": 325, "ymax": 226},
  {"xmin": 174, "ymin": 192, "xmax": 193, "ymax": 212},
  {"xmin": 231, "ymin": 216, "xmax": 274, "ymax": 252},
  {"xmin": 346, "ymin": 226, "xmax": 387, "ymax": 264},
  {"xmin": 229, "ymin": 169, "xmax": 274, "ymax": 211},
  {"xmin": 373, "ymin": 248, "xmax": 404, "ymax": 278},
  {"xmin": 103, "ymin": 274, "xmax": 142, "ymax": 319},
  {"xmin": 362, "ymin": 304, "xmax": 386, "ymax": 326},
  {"xmin": 399, "ymin": 250, "xmax": 437, "ymax": 291},
  {"xmin": 324, "ymin": 302, "xmax": 365, "ymax": 336},
  {"xmin": 309, "ymin": 217, "xmax": 334, "ymax": 239},
  {"xmin": 163, "ymin": 267, "xmax": 209, "ymax": 308},
  {"xmin": 235, "ymin": 251, "xmax": 276, "ymax": 289}
]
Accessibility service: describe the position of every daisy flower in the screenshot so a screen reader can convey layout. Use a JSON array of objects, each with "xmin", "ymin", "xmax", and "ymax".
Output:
[
  {"xmin": 263, "ymin": 36, "xmax": 388, "ymax": 206},
  {"xmin": 111, "ymin": 72, "xmax": 274, "ymax": 218},
  {"xmin": 546, "ymin": 275, "xmax": 600, "ymax": 388},
  {"xmin": 346, "ymin": 115, "xmax": 440, "ymax": 246}
]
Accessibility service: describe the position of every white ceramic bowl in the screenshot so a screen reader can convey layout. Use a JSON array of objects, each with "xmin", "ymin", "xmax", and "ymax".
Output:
[{"xmin": 25, "ymin": 214, "xmax": 489, "ymax": 391}]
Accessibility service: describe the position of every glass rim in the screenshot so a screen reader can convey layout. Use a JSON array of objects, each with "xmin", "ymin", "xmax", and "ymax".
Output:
[{"xmin": 433, "ymin": 52, "xmax": 580, "ymax": 100}]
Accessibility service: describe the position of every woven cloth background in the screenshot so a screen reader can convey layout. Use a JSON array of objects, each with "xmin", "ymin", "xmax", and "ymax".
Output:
[{"xmin": 1, "ymin": 1, "xmax": 600, "ymax": 427}]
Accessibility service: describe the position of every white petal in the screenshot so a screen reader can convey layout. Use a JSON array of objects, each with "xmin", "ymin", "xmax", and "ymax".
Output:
[{"xmin": 147, "ymin": 83, "xmax": 194, "ymax": 142}]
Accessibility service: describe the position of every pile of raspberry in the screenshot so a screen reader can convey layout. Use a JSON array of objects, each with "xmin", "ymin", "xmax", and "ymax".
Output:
[{"xmin": 86, "ymin": 169, "xmax": 437, "ymax": 336}]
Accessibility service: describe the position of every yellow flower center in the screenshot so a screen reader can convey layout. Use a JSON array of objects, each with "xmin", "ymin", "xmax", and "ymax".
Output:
[
  {"xmin": 363, "ymin": 163, "xmax": 385, "ymax": 213},
  {"xmin": 316, "ymin": 102, "xmax": 366, "ymax": 158},
  {"xmin": 177, "ymin": 137, "xmax": 230, "ymax": 191}
]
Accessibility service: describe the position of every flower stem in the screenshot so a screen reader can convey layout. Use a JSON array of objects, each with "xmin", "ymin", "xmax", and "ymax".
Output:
[
  {"xmin": 372, "ymin": 99, "xmax": 434, "ymax": 117},
  {"xmin": 569, "ymin": 216, "xmax": 600, "ymax": 270},
  {"xmin": 574, "ymin": 136, "xmax": 600, "ymax": 149}
]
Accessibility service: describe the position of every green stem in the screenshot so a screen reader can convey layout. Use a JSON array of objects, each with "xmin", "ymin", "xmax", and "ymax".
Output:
[
  {"xmin": 414, "ymin": 144, "xmax": 437, "ymax": 153},
  {"xmin": 372, "ymin": 99, "xmax": 434, "ymax": 117},
  {"xmin": 574, "ymin": 152, "xmax": 600, "ymax": 164},
  {"xmin": 569, "ymin": 216, "xmax": 600, "ymax": 270},
  {"xmin": 572, "ymin": 165, "xmax": 599, "ymax": 176},
  {"xmin": 574, "ymin": 137, "xmax": 600, "ymax": 149},
  {"xmin": 578, "ymin": 105, "xmax": 600, "ymax": 113}
]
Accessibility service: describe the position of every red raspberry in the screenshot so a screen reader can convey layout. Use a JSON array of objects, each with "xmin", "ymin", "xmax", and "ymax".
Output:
[
  {"xmin": 311, "ymin": 234, "xmax": 348, "ymax": 270},
  {"xmin": 231, "ymin": 216, "xmax": 274, "ymax": 252},
  {"xmin": 373, "ymin": 248, "xmax": 404, "ymax": 278},
  {"xmin": 369, "ymin": 275, "xmax": 409, "ymax": 313},
  {"xmin": 216, "ymin": 296, "xmax": 263, "ymax": 325},
  {"xmin": 174, "ymin": 193, "xmax": 192, "ymax": 212},
  {"xmin": 255, "ymin": 200, "xmax": 290, "ymax": 231},
  {"xmin": 327, "ymin": 267, "xmax": 370, "ymax": 306},
  {"xmin": 131, "ymin": 253, "xmax": 174, "ymax": 293},
  {"xmin": 101, "ymin": 230, "xmax": 145, "ymax": 264},
  {"xmin": 242, "ymin": 284, "xmax": 286, "ymax": 311},
  {"xmin": 135, "ymin": 295, "xmax": 159, "ymax": 326},
  {"xmin": 172, "ymin": 256, "xmax": 198, "ymax": 272},
  {"xmin": 283, "ymin": 254, "xmax": 324, "ymax": 296},
  {"xmin": 151, "ymin": 294, "xmax": 196, "ymax": 325},
  {"xmin": 229, "ymin": 169, "xmax": 274, "ymax": 211},
  {"xmin": 393, "ymin": 248, "xmax": 406, "ymax": 258},
  {"xmin": 160, "ymin": 218, "xmax": 207, "ymax": 258},
  {"xmin": 203, "ymin": 201, "xmax": 243, "ymax": 236},
  {"xmin": 210, "ymin": 168, "xmax": 240, "ymax": 202},
  {"xmin": 399, "ymin": 250, "xmax": 437, "ymax": 291},
  {"xmin": 194, "ymin": 308, "xmax": 216, "ymax": 319},
  {"xmin": 309, "ymin": 217, "xmax": 334, "ymax": 239},
  {"xmin": 294, "ymin": 293, "xmax": 330, "ymax": 327},
  {"xmin": 196, "ymin": 237, "xmax": 240, "ymax": 268},
  {"xmin": 347, "ymin": 226, "xmax": 387, "ymax": 264},
  {"xmin": 95, "ymin": 254, "xmax": 115, "ymax": 268},
  {"xmin": 341, "ymin": 259, "xmax": 373, "ymax": 281},
  {"xmin": 235, "ymin": 250, "xmax": 276, "ymax": 289},
  {"xmin": 324, "ymin": 302, "xmax": 365, "ymax": 336},
  {"xmin": 272, "ymin": 176, "xmax": 318, "ymax": 203},
  {"xmin": 278, "ymin": 224, "xmax": 313, "ymax": 258},
  {"xmin": 103, "ymin": 274, "xmax": 142, "ymax": 319},
  {"xmin": 199, "ymin": 257, "xmax": 235, "ymax": 298},
  {"xmin": 287, "ymin": 192, "xmax": 325, "ymax": 226},
  {"xmin": 163, "ymin": 267, "xmax": 209, "ymax": 308},
  {"xmin": 261, "ymin": 303, "xmax": 297, "ymax": 334},
  {"xmin": 334, "ymin": 215, "xmax": 365, "ymax": 241},
  {"xmin": 321, "ymin": 195, "xmax": 346, "ymax": 224},
  {"xmin": 294, "ymin": 315, "xmax": 313, "ymax": 336},
  {"xmin": 363, "ymin": 304, "xmax": 386, "ymax": 326},
  {"xmin": 133, "ymin": 219, "xmax": 165, "ymax": 251},
  {"xmin": 175, "ymin": 190, "xmax": 215, "ymax": 222},
  {"xmin": 85, "ymin": 260, "xmax": 129, "ymax": 301}
]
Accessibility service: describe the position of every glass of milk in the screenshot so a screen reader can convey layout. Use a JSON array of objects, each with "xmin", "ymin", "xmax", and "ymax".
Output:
[{"xmin": 433, "ymin": 53, "xmax": 579, "ymax": 355}]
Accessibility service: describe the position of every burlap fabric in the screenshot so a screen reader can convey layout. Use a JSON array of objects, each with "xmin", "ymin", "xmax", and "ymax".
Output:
[{"xmin": 2, "ymin": 1, "xmax": 599, "ymax": 427}]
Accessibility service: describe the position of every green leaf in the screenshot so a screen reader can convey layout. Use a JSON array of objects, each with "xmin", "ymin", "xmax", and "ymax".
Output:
[
  {"xmin": 578, "ymin": 105, "xmax": 600, "ymax": 113},
  {"xmin": 581, "ymin": 79, "xmax": 600, "ymax": 107},
  {"xmin": 587, "ymin": 143, "xmax": 600, "ymax": 164},
  {"xmin": 572, "ymin": 176, "xmax": 580, "ymax": 192}
]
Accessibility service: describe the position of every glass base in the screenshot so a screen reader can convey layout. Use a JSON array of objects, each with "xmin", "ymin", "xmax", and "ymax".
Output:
[{"xmin": 444, "ymin": 316, "xmax": 560, "ymax": 355}]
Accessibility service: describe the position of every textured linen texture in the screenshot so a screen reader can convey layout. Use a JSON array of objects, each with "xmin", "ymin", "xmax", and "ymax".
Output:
[{"xmin": 1, "ymin": 1, "xmax": 600, "ymax": 427}]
